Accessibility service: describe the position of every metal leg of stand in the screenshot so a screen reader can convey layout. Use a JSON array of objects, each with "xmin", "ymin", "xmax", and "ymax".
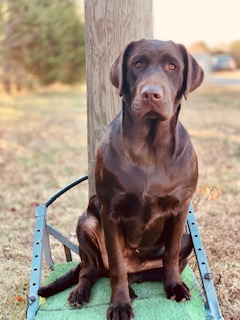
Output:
[
  {"xmin": 43, "ymin": 228, "xmax": 54, "ymax": 268},
  {"xmin": 188, "ymin": 202, "xmax": 223, "ymax": 320},
  {"xmin": 27, "ymin": 205, "xmax": 46, "ymax": 320},
  {"xmin": 46, "ymin": 223, "xmax": 79, "ymax": 255}
]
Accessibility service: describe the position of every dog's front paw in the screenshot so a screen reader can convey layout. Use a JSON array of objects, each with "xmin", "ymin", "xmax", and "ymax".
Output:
[
  {"xmin": 107, "ymin": 302, "xmax": 134, "ymax": 320},
  {"xmin": 68, "ymin": 284, "xmax": 91, "ymax": 307},
  {"xmin": 164, "ymin": 280, "xmax": 191, "ymax": 302}
]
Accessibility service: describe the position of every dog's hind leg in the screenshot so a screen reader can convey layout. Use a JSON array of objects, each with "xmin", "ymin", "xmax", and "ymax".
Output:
[
  {"xmin": 39, "ymin": 196, "xmax": 107, "ymax": 307},
  {"xmin": 68, "ymin": 196, "xmax": 108, "ymax": 307},
  {"xmin": 67, "ymin": 236, "xmax": 103, "ymax": 307}
]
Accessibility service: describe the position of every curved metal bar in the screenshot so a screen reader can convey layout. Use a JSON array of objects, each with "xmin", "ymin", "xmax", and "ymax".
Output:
[{"xmin": 45, "ymin": 175, "xmax": 88, "ymax": 208}]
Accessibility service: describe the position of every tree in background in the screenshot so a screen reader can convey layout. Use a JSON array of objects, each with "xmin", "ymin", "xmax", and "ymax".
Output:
[
  {"xmin": 0, "ymin": 0, "xmax": 85, "ymax": 92},
  {"xmin": 229, "ymin": 40, "xmax": 240, "ymax": 68}
]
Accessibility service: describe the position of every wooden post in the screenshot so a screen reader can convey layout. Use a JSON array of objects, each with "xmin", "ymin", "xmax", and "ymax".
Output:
[{"xmin": 84, "ymin": 0, "xmax": 153, "ymax": 196}]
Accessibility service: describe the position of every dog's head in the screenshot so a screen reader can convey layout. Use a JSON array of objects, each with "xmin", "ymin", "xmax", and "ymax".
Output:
[{"xmin": 110, "ymin": 39, "xmax": 204, "ymax": 121}]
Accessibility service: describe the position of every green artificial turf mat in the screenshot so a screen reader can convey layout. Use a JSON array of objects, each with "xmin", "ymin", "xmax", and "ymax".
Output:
[{"xmin": 36, "ymin": 262, "xmax": 206, "ymax": 320}]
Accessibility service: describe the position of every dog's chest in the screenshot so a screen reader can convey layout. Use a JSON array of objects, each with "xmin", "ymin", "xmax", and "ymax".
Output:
[
  {"xmin": 115, "ymin": 164, "xmax": 184, "ymax": 247},
  {"xmin": 118, "ymin": 161, "xmax": 180, "ymax": 200},
  {"xmin": 101, "ymin": 146, "xmax": 192, "ymax": 249},
  {"xmin": 120, "ymin": 192, "xmax": 178, "ymax": 250}
]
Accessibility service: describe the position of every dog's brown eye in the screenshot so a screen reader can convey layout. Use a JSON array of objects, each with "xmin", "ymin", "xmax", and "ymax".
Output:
[
  {"xmin": 168, "ymin": 63, "xmax": 176, "ymax": 70},
  {"xmin": 134, "ymin": 61, "xmax": 142, "ymax": 68}
]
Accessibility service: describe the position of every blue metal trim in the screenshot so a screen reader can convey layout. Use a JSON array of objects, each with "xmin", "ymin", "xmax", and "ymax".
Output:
[
  {"xmin": 27, "ymin": 205, "xmax": 46, "ymax": 320},
  {"xmin": 43, "ymin": 226, "xmax": 54, "ymax": 268},
  {"xmin": 46, "ymin": 223, "xmax": 79, "ymax": 255},
  {"xmin": 27, "ymin": 177, "xmax": 88, "ymax": 319},
  {"xmin": 187, "ymin": 202, "xmax": 223, "ymax": 320}
]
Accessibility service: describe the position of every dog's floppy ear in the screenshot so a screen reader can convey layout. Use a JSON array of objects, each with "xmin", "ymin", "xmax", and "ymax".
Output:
[
  {"xmin": 179, "ymin": 44, "xmax": 204, "ymax": 99},
  {"xmin": 110, "ymin": 41, "xmax": 135, "ymax": 97}
]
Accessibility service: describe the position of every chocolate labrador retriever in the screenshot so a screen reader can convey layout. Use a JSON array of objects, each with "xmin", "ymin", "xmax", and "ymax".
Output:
[{"xmin": 38, "ymin": 39, "xmax": 204, "ymax": 319}]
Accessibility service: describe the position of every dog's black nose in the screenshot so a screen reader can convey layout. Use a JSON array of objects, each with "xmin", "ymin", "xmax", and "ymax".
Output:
[{"xmin": 141, "ymin": 85, "xmax": 163, "ymax": 101}]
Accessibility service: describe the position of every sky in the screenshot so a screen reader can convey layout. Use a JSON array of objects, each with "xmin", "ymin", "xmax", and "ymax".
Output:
[{"xmin": 153, "ymin": 0, "xmax": 240, "ymax": 47}]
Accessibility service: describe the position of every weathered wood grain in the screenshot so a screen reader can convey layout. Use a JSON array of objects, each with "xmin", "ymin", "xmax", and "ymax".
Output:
[{"xmin": 84, "ymin": 0, "xmax": 153, "ymax": 195}]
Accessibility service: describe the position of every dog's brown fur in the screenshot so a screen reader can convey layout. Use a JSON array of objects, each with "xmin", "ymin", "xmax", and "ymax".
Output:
[{"xmin": 38, "ymin": 39, "xmax": 203, "ymax": 320}]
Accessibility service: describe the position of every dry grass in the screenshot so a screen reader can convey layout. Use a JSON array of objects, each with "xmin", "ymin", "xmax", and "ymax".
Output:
[
  {"xmin": 0, "ymin": 86, "xmax": 88, "ymax": 320},
  {"xmin": 0, "ymin": 83, "xmax": 239, "ymax": 320},
  {"xmin": 181, "ymin": 84, "xmax": 240, "ymax": 320}
]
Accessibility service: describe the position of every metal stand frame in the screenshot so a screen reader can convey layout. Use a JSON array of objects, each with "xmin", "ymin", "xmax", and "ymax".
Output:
[
  {"xmin": 187, "ymin": 203, "xmax": 223, "ymax": 319},
  {"xmin": 27, "ymin": 176, "xmax": 87, "ymax": 320},
  {"xmin": 27, "ymin": 176, "xmax": 223, "ymax": 320}
]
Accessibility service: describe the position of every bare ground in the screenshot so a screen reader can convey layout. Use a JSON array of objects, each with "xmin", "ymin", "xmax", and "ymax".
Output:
[{"xmin": 0, "ymin": 83, "xmax": 239, "ymax": 320}]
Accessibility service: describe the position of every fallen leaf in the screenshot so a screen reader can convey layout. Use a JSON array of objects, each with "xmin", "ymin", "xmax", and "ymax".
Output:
[{"xmin": 15, "ymin": 295, "xmax": 25, "ymax": 302}]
